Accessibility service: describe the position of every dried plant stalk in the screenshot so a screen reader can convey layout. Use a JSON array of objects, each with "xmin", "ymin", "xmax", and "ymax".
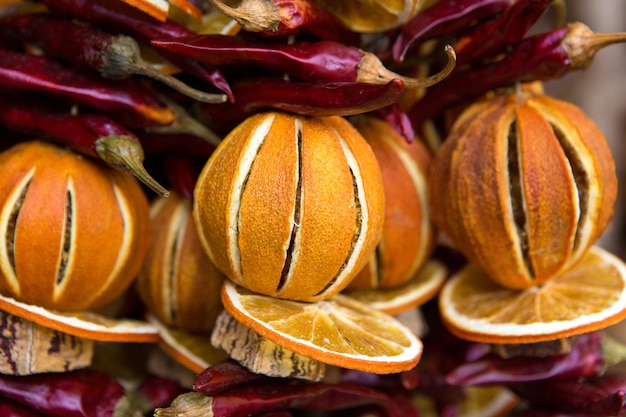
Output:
[
  {"xmin": 211, "ymin": 309, "xmax": 326, "ymax": 381},
  {"xmin": 0, "ymin": 310, "xmax": 93, "ymax": 375}
]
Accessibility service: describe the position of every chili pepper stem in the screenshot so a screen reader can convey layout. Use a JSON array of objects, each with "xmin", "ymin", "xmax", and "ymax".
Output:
[
  {"xmin": 154, "ymin": 392, "xmax": 213, "ymax": 417},
  {"xmin": 207, "ymin": 0, "xmax": 281, "ymax": 32},
  {"xmin": 103, "ymin": 35, "xmax": 227, "ymax": 104},
  {"xmin": 147, "ymin": 95, "xmax": 222, "ymax": 146},
  {"xmin": 564, "ymin": 22, "xmax": 626, "ymax": 70},
  {"xmin": 94, "ymin": 135, "xmax": 170, "ymax": 197},
  {"xmin": 358, "ymin": 45, "xmax": 457, "ymax": 89}
]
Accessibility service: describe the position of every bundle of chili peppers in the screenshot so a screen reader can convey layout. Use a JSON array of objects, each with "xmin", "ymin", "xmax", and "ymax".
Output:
[{"xmin": 1, "ymin": 0, "xmax": 626, "ymax": 416}]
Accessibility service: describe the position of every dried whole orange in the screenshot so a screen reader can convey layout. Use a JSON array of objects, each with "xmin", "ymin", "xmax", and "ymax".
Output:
[
  {"xmin": 0, "ymin": 140, "xmax": 151, "ymax": 312},
  {"xmin": 428, "ymin": 90, "xmax": 617, "ymax": 289},
  {"xmin": 137, "ymin": 192, "xmax": 224, "ymax": 333},
  {"xmin": 347, "ymin": 116, "xmax": 435, "ymax": 289},
  {"xmin": 193, "ymin": 111, "xmax": 385, "ymax": 302}
]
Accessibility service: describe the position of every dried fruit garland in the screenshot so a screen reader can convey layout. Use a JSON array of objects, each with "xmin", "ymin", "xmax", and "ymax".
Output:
[{"xmin": 0, "ymin": 0, "xmax": 625, "ymax": 416}]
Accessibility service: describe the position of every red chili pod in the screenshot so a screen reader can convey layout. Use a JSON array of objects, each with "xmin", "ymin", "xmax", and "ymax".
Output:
[{"xmin": 0, "ymin": 49, "xmax": 176, "ymax": 128}]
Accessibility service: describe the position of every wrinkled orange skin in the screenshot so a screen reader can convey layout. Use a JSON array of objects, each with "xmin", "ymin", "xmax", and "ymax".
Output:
[
  {"xmin": 428, "ymin": 91, "xmax": 617, "ymax": 289},
  {"xmin": 348, "ymin": 116, "xmax": 435, "ymax": 289},
  {"xmin": 137, "ymin": 192, "xmax": 224, "ymax": 333},
  {"xmin": 193, "ymin": 112, "xmax": 385, "ymax": 301},
  {"xmin": 0, "ymin": 141, "xmax": 151, "ymax": 311}
]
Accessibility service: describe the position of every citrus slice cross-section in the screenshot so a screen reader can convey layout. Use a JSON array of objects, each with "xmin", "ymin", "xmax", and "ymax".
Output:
[
  {"xmin": 314, "ymin": 0, "xmax": 419, "ymax": 33},
  {"xmin": 439, "ymin": 246, "xmax": 626, "ymax": 344},
  {"xmin": 221, "ymin": 280, "xmax": 423, "ymax": 374},
  {"xmin": 146, "ymin": 313, "xmax": 229, "ymax": 373},
  {"xmin": 344, "ymin": 260, "xmax": 447, "ymax": 315},
  {"xmin": 0, "ymin": 293, "xmax": 159, "ymax": 343}
]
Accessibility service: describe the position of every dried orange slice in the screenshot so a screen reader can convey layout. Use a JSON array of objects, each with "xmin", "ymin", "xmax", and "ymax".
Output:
[
  {"xmin": 344, "ymin": 260, "xmax": 447, "ymax": 315},
  {"xmin": 220, "ymin": 279, "xmax": 423, "ymax": 374},
  {"xmin": 0, "ymin": 293, "xmax": 159, "ymax": 343},
  {"xmin": 314, "ymin": 0, "xmax": 420, "ymax": 32},
  {"xmin": 146, "ymin": 313, "xmax": 229, "ymax": 373},
  {"xmin": 439, "ymin": 246, "xmax": 626, "ymax": 344}
]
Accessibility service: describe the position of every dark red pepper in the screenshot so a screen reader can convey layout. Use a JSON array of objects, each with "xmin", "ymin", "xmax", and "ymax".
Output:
[
  {"xmin": 138, "ymin": 132, "xmax": 217, "ymax": 157},
  {"xmin": 159, "ymin": 380, "xmax": 418, "ymax": 417},
  {"xmin": 152, "ymin": 35, "xmax": 455, "ymax": 87},
  {"xmin": 38, "ymin": 0, "xmax": 233, "ymax": 100},
  {"xmin": 409, "ymin": 23, "xmax": 626, "ymax": 128},
  {"xmin": 0, "ymin": 49, "xmax": 176, "ymax": 128},
  {"xmin": 509, "ymin": 372, "xmax": 626, "ymax": 416},
  {"xmin": 375, "ymin": 103, "xmax": 416, "ymax": 144},
  {"xmin": 161, "ymin": 155, "xmax": 204, "ymax": 200},
  {"xmin": 197, "ymin": 78, "xmax": 405, "ymax": 135},
  {"xmin": 392, "ymin": 0, "xmax": 515, "ymax": 63},
  {"xmin": 193, "ymin": 359, "xmax": 273, "ymax": 396},
  {"xmin": 0, "ymin": 13, "xmax": 226, "ymax": 103},
  {"xmin": 453, "ymin": 0, "xmax": 554, "ymax": 65},
  {"xmin": 0, "ymin": 94, "xmax": 169, "ymax": 196},
  {"xmin": 135, "ymin": 375, "xmax": 188, "ymax": 413},
  {"xmin": 0, "ymin": 397, "xmax": 45, "ymax": 417},
  {"xmin": 0, "ymin": 368, "xmax": 130, "ymax": 417},
  {"xmin": 444, "ymin": 332, "xmax": 604, "ymax": 386}
]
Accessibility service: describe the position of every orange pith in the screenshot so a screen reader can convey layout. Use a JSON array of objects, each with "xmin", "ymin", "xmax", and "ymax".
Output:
[
  {"xmin": 194, "ymin": 111, "xmax": 385, "ymax": 302},
  {"xmin": 348, "ymin": 116, "xmax": 435, "ymax": 291},
  {"xmin": 439, "ymin": 246, "xmax": 626, "ymax": 344},
  {"xmin": 220, "ymin": 279, "xmax": 423, "ymax": 374},
  {"xmin": 344, "ymin": 259, "xmax": 446, "ymax": 315},
  {"xmin": 0, "ymin": 141, "xmax": 151, "ymax": 312},
  {"xmin": 0, "ymin": 292, "xmax": 159, "ymax": 343},
  {"xmin": 137, "ymin": 192, "xmax": 224, "ymax": 333},
  {"xmin": 427, "ymin": 91, "xmax": 617, "ymax": 289},
  {"xmin": 146, "ymin": 313, "xmax": 229, "ymax": 373}
]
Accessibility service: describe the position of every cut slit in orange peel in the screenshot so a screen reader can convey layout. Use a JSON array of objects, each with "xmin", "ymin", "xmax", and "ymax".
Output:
[
  {"xmin": 220, "ymin": 279, "xmax": 423, "ymax": 374},
  {"xmin": 0, "ymin": 293, "xmax": 159, "ymax": 343},
  {"xmin": 438, "ymin": 245, "xmax": 626, "ymax": 344}
]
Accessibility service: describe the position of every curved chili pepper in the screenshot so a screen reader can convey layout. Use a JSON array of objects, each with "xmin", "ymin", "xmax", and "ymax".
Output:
[
  {"xmin": 153, "ymin": 36, "xmax": 455, "ymax": 88},
  {"xmin": 453, "ymin": 0, "xmax": 554, "ymax": 65},
  {"xmin": 0, "ymin": 397, "xmax": 45, "ymax": 417},
  {"xmin": 197, "ymin": 78, "xmax": 405, "ymax": 135},
  {"xmin": 445, "ymin": 332, "xmax": 604, "ymax": 386},
  {"xmin": 38, "ymin": 0, "xmax": 233, "ymax": 100},
  {"xmin": 0, "ymin": 95, "xmax": 169, "ymax": 197},
  {"xmin": 193, "ymin": 359, "xmax": 272, "ymax": 396},
  {"xmin": 158, "ymin": 380, "xmax": 418, "ymax": 417},
  {"xmin": 161, "ymin": 155, "xmax": 204, "ymax": 200},
  {"xmin": 392, "ymin": 0, "xmax": 515, "ymax": 63},
  {"xmin": 0, "ymin": 49, "xmax": 176, "ymax": 128},
  {"xmin": 0, "ymin": 14, "xmax": 226, "ymax": 103},
  {"xmin": 509, "ymin": 373, "xmax": 626, "ymax": 416},
  {"xmin": 409, "ymin": 23, "xmax": 626, "ymax": 128},
  {"xmin": 0, "ymin": 368, "xmax": 130, "ymax": 417}
]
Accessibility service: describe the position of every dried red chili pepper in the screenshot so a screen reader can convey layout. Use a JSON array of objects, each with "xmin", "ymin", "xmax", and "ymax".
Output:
[
  {"xmin": 453, "ymin": 0, "xmax": 553, "ymax": 65},
  {"xmin": 509, "ymin": 372, "xmax": 626, "ymax": 416},
  {"xmin": 375, "ymin": 103, "xmax": 416, "ymax": 144},
  {"xmin": 0, "ymin": 14, "xmax": 226, "ymax": 103},
  {"xmin": 445, "ymin": 332, "xmax": 604, "ymax": 386},
  {"xmin": 138, "ymin": 132, "xmax": 217, "ymax": 157},
  {"xmin": 158, "ymin": 380, "xmax": 418, "ymax": 417},
  {"xmin": 135, "ymin": 375, "xmax": 188, "ymax": 413},
  {"xmin": 409, "ymin": 22, "xmax": 626, "ymax": 128},
  {"xmin": 0, "ymin": 49, "xmax": 176, "ymax": 128},
  {"xmin": 38, "ymin": 0, "xmax": 233, "ymax": 100},
  {"xmin": 153, "ymin": 36, "xmax": 455, "ymax": 88},
  {"xmin": 0, "ymin": 397, "xmax": 45, "ymax": 417},
  {"xmin": 0, "ymin": 95, "xmax": 169, "ymax": 196},
  {"xmin": 197, "ymin": 78, "xmax": 405, "ymax": 134},
  {"xmin": 161, "ymin": 155, "xmax": 204, "ymax": 200},
  {"xmin": 392, "ymin": 0, "xmax": 515, "ymax": 63},
  {"xmin": 193, "ymin": 359, "xmax": 273, "ymax": 396},
  {"xmin": 0, "ymin": 368, "xmax": 132, "ymax": 417}
]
